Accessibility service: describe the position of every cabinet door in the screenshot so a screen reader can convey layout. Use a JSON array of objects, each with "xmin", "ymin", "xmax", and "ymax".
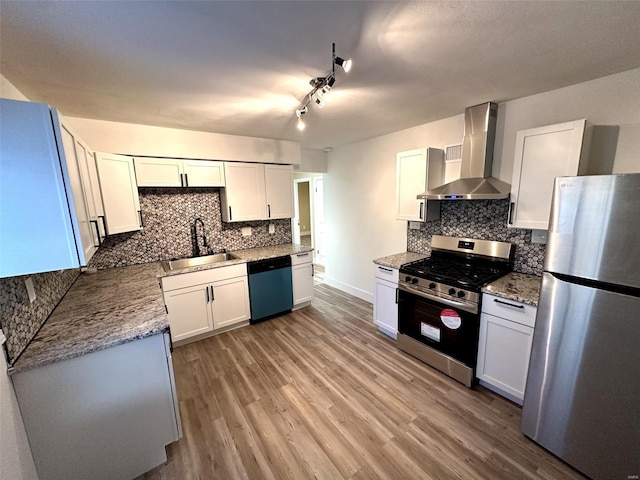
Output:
[
  {"xmin": 0, "ymin": 99, "xmax": 80, "ymax": 277},
  {"xmin": 134, "ymin": 157, "xmax": 183, "ymax": 187},
  {"xmin": 95, "ymin": 152, "xmax": 142, "ymax": 234},
  {"xmin": 74, "ymin": 139, "xmax": 104, "ymax": 246},
  {"xmin": 85, "ymin": 150, "xmax": 106, "ymax": 240},
  {"xmin": 396, "ymin": 149, "xmax": 427, "ymax": 221},
  {"xmin": 373, "ymin": 277, "xmax": 398, "ymax": 339},
  {"xmin": 58, "ymin": 121, "xmax": 96, "ymax": 265},
  {"xmin": 220, "ymin": 162, "xmax": 266, "ymax": 222},
  {"xmin": 477, "ymin": 312, "xmax": 534, "ymax": 404},
  {"xmin": 510, "ymin": 119, "xmax": 590, "ymax": 230},
  {"xmin": 292, "ymin": 263, "xmax": 314, "ymax": 306},
  {"xmin": 264, "ymin": 164, "xmax": 294, "ymax": 219},
  {"xmin": 182, "ymin": 160, "xmax": 225, "ymax": 187},
  {"xmin": 211, "ymin": 276, "xmax": 251, "ymax": 329},
  {"xmin": 164, "ymin": 283, "xmax": 214, "ymax": 342}
]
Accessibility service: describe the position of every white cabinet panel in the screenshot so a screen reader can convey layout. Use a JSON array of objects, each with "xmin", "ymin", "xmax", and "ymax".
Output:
[
  {"xmin": 373, "ymin": 264, "xmax": 399, "ymax": 339},
  {"xmin": 96, "ymin": 152, "xmax": 142, "ymax": 234},
  {"xmin": 164, "ymin": 284, "xmax": 214, "ymax": 342},
  {"xmin": 265, "ymin": 164, "xmax": 294, "ymax": 219},
  {"xmin": 182, "ymin": 160, "xmax": 225, "ymax": 187},
  {"xmin": 220, "ymin": 162, "xmax": 267, "ymax": 221},
  {"xmin": 509, "ymin": 119, "xmax": 592, "ymax": 230},
  {"xmin": 211, "ymin": 276, "xmax": 251, "ymax": 329},
  {"xmin": 134, "ymin": 158, "xmax": 183, "ymax": 187},
  {"xmin": 396, "ymin": 148, "xmax": 443, "ymax": 221},
  {"xmin": 292, "ymin": 262, "xmax": 314, "ymax": 307}
]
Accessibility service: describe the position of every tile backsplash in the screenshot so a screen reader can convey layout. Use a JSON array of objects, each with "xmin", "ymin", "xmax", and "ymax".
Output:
[
  {"xmin": 89, "ymin": 188, "xmax": 292, "ymax": 270},
  {"xmin": 0, "ymin": 268, "xmax": 79, "ymax": 364},
  {"xmin": 407, "ymin": 199, "xmax": 545, "ymax": 275}
]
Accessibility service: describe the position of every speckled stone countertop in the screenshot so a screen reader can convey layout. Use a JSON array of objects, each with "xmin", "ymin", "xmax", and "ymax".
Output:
[
  {"xmin": 482, "ymin": 272, "xmax": 542, "ymax": 306},
  {"xmin": 159, "ymin": 243, "xmax": 314, "ymax": 277},
  {"xmin": 373, "ymin": 252, "xmax": 428, "ymax": 270},
  {"xmin": 8, "ymin": 263, "xmax": 168, "ymax": 376}
]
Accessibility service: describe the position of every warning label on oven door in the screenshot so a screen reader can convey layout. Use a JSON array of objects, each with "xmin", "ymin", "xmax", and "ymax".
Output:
[
  {"xmin": 440, "ymin": 308, "xmax": 462, "ymax": 329},
  {"xmin": 421, "ymin": 323, "xmax": 441, "ymax": 342}
]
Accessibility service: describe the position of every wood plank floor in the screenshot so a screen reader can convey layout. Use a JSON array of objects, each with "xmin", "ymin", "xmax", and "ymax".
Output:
[{"xmin": 139, "ymin": 283, "xmax": 585, "ymax": 480}]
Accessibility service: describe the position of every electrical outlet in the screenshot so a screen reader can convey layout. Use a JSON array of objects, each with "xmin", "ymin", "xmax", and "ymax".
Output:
[
  {"xmin": 25, "ymin": 277, "xmax": 37, "ymax": 304},
  {"xmin": 409, "ymin": 221, "xmax": 421, "ymax": 230},
  {"xmin": 268, "ymin": 223, "xmax": 275, "ymax": 234},
  {"xmin": 241, "ymin": 227, "xmax": 252, "ymax": 237},
  {"xmin": 531, "ymin": 230, "xmax": 548, "ymax": 244}
]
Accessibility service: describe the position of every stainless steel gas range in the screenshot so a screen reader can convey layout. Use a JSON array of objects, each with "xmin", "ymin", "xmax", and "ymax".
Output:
[{"xmin": 398, "ymin": 235, "xmax": 513, "ymax": 387}]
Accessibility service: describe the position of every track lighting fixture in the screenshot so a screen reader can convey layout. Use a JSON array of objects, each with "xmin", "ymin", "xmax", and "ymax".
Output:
[{"xmin": 294, "ymin": 42, "xmax": 352, "ymax": 130}]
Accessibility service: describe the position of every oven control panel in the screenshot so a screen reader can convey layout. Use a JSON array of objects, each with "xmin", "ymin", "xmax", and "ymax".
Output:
[{"xmin": 400, "ymin": 275, "xmax": 480, "ymax": 304}]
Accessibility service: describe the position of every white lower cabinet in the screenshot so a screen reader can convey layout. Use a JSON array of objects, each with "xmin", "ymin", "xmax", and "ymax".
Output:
[
  {"xmin": 291, "ymin": 252, "xmax": 314, "ymax": 308},
  {"xmin": 477, "ymin": 293, "xmax": 537, "ymax": 405},
  {"xmin": 161, "ymin": 263, "xmax": 250, "ymax": 344},
  {"xmin": 12, "ymin": 333, "xmax": 181, "ymax": 480},
  {"xmin": 373, "ymin": 264, "xmax": 399, "ymax": 339}
]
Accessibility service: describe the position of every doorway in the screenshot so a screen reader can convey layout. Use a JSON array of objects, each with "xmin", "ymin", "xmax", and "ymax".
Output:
[
  {"xmin": 292, "ymin": 175, "xmax": 325, "ymax": 272},
  {"xmin": 293, "ymin": 178, "xmax": 313, "ymax": 247}
]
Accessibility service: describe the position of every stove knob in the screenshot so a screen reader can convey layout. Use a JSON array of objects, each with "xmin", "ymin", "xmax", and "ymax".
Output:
[
  {"xmin": 457, "ymin": 290, "xmax": 466, "ymax": 298},
  {"xmin": 448, "ymin": 288, "xmax": 456, "ymax": 295},
  {"xmin": 411, "ymin": 278, "xmax": 419, "ymax": 285},
  {"xmin": 428, "ymin": 282, "xmax": 436, "ymax": 289},
  {"xmin": 404, "ymin": 276, "xmax": 411, "ymax": 282}
]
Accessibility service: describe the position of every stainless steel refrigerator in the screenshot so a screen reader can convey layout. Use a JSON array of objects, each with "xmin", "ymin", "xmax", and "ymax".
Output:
[{"xmin": 522, "ymin": 174, "xmax": 640, "ymax": 480}]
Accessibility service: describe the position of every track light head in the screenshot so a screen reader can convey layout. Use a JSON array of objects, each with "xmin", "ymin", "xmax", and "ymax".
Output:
[
  {"xmin": 334, "ymin": 56, "xmax": 352, "ymax": 73},
  {"xmin": 314, "ymin": 96, "xmax": 325, "ymax": 108}
]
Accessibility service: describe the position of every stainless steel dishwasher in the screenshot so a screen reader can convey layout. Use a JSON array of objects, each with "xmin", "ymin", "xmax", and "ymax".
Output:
[{"xmin": 247, "ymin": 256, "xmax": 293, "ymax": 323}]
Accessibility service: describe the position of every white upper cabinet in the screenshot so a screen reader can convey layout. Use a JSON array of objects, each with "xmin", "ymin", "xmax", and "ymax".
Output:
[
  {"xmin": 134, "ymin": 157, "xmax": 225, "ymax": 188},
  {"xmin": 264, "ymin": 164, "xmax": 294, "ymax": 219},
  {"xmin": 509, "ymin": 119, "xmax": 592, "ymax": 230},
  {"xmin": 0, "ymin": 99, "xmax": 87, "ymax": 277},
  {"xmin": 95, "ymin": 152, "xmax": 142, "ymax": 235},
  {"xmin": 396, "ymin": 148, "xmax": 444, "ymax": 221},
  {"xmin": 220, "ymin": 162, "xmax": 294, "ymax": 222}
]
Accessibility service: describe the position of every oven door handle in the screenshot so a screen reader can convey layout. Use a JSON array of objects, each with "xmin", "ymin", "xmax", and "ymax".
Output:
[{"xmin": 398, "ymin": 283, "xmax": 478, "ymax": 314}]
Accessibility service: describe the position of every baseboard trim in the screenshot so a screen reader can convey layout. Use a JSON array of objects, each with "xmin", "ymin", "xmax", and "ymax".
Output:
[{"xmin": 324, "ymin": 277, "xmax": 373, "ymax": 303}]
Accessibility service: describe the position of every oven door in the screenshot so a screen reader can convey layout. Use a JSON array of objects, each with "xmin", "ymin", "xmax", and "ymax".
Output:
[{"xmin": 398, "ymin": 284, "xmax": 480, "ymax": 367}]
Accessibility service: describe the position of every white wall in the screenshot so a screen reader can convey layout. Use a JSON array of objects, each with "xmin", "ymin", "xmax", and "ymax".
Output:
[
  {"xmin": 325, "ymin": 68, "xmax": 640, "ymax": 301},
  {"xmin": 297, "ymin": 149, "xmax": 328, "ymax": 173},
  {"xmin": 0, "ymin": 74, "xmax": 39, "ymax": 480}
]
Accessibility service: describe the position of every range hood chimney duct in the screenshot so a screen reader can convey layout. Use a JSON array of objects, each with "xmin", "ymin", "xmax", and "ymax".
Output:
[{"xmin": 418, "ymin": 102, "xmax": 510, "ymax": 200}]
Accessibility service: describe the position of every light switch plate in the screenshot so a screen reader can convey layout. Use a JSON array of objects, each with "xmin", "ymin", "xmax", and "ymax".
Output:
[
  {"xmin": 268, "ymin": 223, "xmax": 275, "ymax": 234},
  {"xmin": 531, "ymin": 230, "xmax": 548, "ymax": 244},
  {"xmin": 25, "ymin": 277, "xmax": 37, "ymax": 304},
  {"xmin": 241, "ymin": 227, "xmax": 252, "ymax": 237},
  {"xmin": 409, "ymin": 221, "xmax": 422, "ymax": 230}
]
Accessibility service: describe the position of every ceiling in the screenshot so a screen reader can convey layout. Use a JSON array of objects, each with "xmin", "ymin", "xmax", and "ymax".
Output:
[{"xmin": 2, "ymin": 1, "xmax": 640, "ymax": 150}]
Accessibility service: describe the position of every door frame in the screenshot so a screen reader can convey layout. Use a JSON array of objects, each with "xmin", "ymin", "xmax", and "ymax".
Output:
[{"xmin": 292, "ymin": 178, "xmax": 312, "ymax": 246}]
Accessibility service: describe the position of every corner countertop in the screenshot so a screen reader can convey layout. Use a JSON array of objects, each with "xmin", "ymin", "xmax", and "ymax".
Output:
[
  {"xmin": 482, "ymin": 272, "xmax": 542, "ymax": 307},
  {"xmin": 8, "ymin": 263, "xmax": 168, "ymax": 376},
  {"xmin": 373, "ymin": 252, "xmax": 428, "ymax": 270},
  {"xmin": 158, "ymin": 243, "xmax": 314, "ymax": 277}
]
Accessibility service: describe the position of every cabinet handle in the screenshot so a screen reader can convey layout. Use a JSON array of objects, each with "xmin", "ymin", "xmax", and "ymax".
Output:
[
  {"xmin": 185, "ymin": 173, "xmax": 189, "ymax": 187},
  {"xmin": 229, "ymin": 206, "xmax": 232, "ymax": 221},
  {"xmin": 138, "ymin": 210, "xmax": 144, "ymax": 228},
  {"xmin": 206, "ymin": 286, "xmax": 210, "ymax": 303},
  {"xmin": 419, "ymin": 202, "xmax": 424, "ymax": 220},
  {"xmin": 508, "ymin": 202, "xmax": 515, "ymax": 225},
  {"xmin": 90, "ymin": 220, "xmax": 101, "ymax": 247},
  {"xmin": 268, "ymin": 204, "xmax": 271, "ymax": 218},
  {"xmin": 180, "ymin": 173, "xmax": 184, "ymax": 187},
  {"xmin": 312, "ymin": 264, "xmax": 315, "ymax": 277},
  {"xmin": 493, "ymin": 298, "xmax": 524, "ymax": 309},
  {"xmin": 98, "ymin": 215, "xmax": 108, "ymax": 236},
  {"xmin": 297, "ymin": 253, "xmax": 309, "ymax": 257},
  {"xmin": 378, "ymin": 266, "xmax": 392, "ymax": 272},
  {"xmin": 395, "ymin": 288, "xmax": 399, "ymax": 304},
  {"xmin": 210, "ymin": 286, "xmax": 214, "ymax": 301}
]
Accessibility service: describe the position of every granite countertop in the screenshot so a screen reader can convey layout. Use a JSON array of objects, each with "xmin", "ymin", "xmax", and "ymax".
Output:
[
  {"xmin": 373, "ymin": 252, "xmax": 428, "ymax": 270},
  {"xmin": 158, "ymin": 243, "xmax": 314, "ymax": 277},
  {"xmin": 482, "ymin": 272, "xmax": 542, "ymax": 306},
  {"xmin": 8, "ymin": 263, "xmax": 168, "ymax": 376}
]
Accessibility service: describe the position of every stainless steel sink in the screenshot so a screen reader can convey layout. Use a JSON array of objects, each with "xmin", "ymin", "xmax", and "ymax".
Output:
[{"xmin": 161, "ymin": 253, "xmax": 239, "ymax": 272}]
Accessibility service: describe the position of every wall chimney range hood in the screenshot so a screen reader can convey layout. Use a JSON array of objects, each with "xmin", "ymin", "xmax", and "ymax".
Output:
[{"xmin": 418, "ymin": 102, "xmax": 510, "ymax": 200}]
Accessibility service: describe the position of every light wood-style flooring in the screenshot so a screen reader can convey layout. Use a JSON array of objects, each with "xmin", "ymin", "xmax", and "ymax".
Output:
[{"xmin": 139, "ymin": 284, "xmax": 585, "ymax": 480}]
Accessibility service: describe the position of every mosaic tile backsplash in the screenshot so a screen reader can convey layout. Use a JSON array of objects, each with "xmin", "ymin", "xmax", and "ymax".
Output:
[
  {"xmin": 0, "ymin": 268, "xmax": 79, "ymax": 364},
  {"xmin": 89, "ymin": 188, "xmax": 292, "ymax": 270},
  {"xmin": 407, "ymin": 199, "xmax": 546, "ymax": 275}
]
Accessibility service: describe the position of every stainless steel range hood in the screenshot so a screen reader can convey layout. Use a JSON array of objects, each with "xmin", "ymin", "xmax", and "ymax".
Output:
[{"xmin": 418, "ymin": 102, "xmax": 510, "ymax": 200}]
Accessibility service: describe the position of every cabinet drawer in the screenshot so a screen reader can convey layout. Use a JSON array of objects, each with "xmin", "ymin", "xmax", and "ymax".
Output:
[
  {"xmin": 481, "ymin": 293, "xmax": 537, "ymax": 328},
  {"xmin": 161, "ymin": 263, "xmax": 247, "ymax": 292},
  {"xmin": 291, "ymin": 251, "xmax": 313, "ymax": 266},
  {"xmin": 373, "ymin": 264, "xmax": 399, "ymax": 282}
]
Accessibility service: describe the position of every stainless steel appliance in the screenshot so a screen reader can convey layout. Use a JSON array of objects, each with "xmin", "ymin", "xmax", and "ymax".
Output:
[
  {"xmin": 398, "ymin": 236, "xmax": 513, "ymax": 387},
  {"xmin": 522, "ymin": 174, "xmax": 640, "ymax": 480}
]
